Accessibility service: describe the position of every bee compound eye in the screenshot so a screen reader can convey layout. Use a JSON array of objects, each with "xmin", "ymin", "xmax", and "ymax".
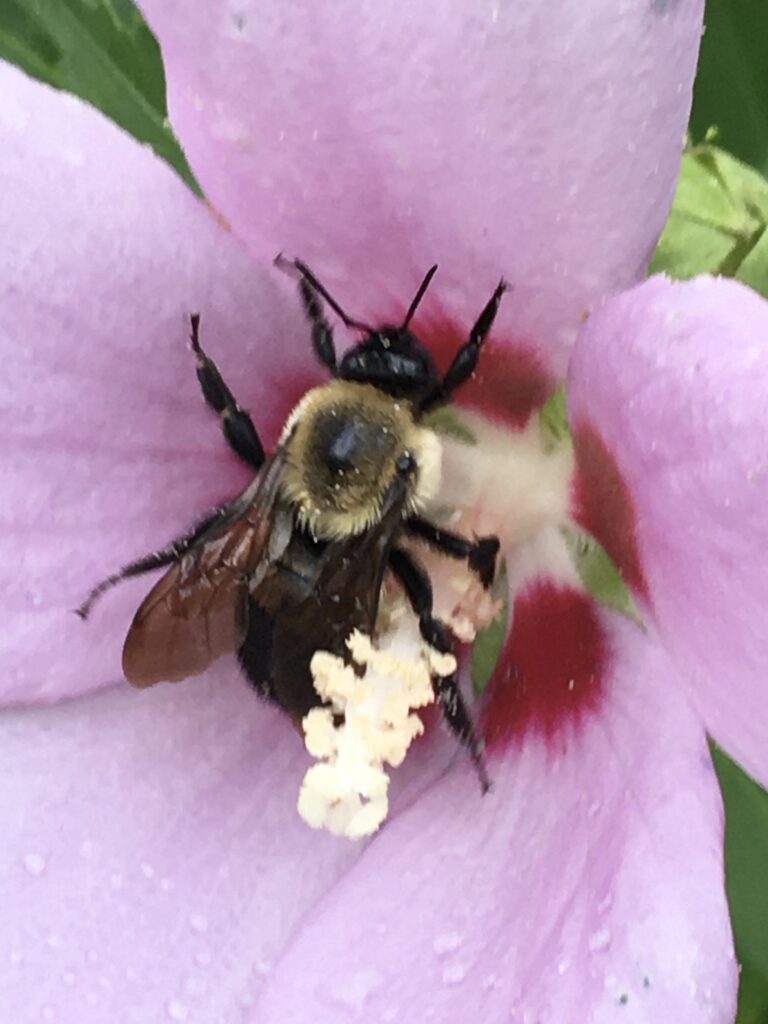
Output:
[{"xmin": 396, "ymin": 452, "xmax": 416, "ymax": 476}]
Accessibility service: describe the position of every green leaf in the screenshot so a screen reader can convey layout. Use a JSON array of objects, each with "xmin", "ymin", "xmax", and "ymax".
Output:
[
  {"xmin": 0, "ymin": 0, "xmax": 197, "ymax": 191},
  {"xmin": 712, "ymin": 748, "xmax": 768, "ymax": 1024},
  {"xmin": 650, "ymin": 144, "xmax": 768, "ymax": 299},
  {"xmin": 563, "ymin": 528, "xmax": 640, "ymax": 624},
  {"xmin": 690, "ymin": 0, "xmax": 768, "ymax": 177},
  {"xmin": 539, "ymin": 383, "xmax": 570, "ymax": 450},
  {"xmin": 423, "ymin": 406, "xmax": 478, "ymax": 446}
]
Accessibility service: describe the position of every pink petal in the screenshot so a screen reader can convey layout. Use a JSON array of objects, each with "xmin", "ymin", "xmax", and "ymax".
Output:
[
  {"xmin": 0, "ymin": 673, "xmax": 366, "ymax": 1022},
  {"xmin": 254, "ymin": 587, "xmax": 736, "ymax": 1023},
  {"xmin": 0, "ymin": 63, "xmax": 320, "ymax": 705},
  {"xmin": 142, "ymin": 0, "xmax": 703, "ymax": 376},
  {"xmin": 568, "ymin": 275, "xmax": 768, "ymax": 789}
]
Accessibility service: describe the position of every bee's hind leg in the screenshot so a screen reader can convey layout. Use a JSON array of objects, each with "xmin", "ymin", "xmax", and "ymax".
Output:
[
  {"xmin": 189, "ymin": 313, "xmax": 266, "ymax": 470},
  {"xmin": 388, "ymin": 546, "xmax": 491, "ymax": 793}
]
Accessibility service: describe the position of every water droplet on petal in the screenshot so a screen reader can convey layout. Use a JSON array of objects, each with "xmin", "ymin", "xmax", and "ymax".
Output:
[
  {"xmin": 432, "ymin": 931, "xmax": 462, "ymax": 956},
  {"xmin": 41, "ymin": 1007, "xmax": 54, "ymax": 1021},
  {"xmin": 195, "ymin": 950, "xmax": 212, "ymax": 967},
  {"xmin": 587, "ymin": 800, "xmax": 602, "ymax": 818},
  {"xmin": 189, "ymin": 913, "xmax": 208, "ymax": 934},
  {"xmin": 330, "ymin": 969, "xmax": 383, "ymax": 1011},
  {"xmin": 597, "ymin": 892, "xmax": 613, "ymax": 913},
  {"xmin": 166, "ymin": 998, "xmax": 189, "ymax": 1021},
  {"xmin": 184, "ymin": 975, "xmax": 206, "ymax": 998},
  {"xmin": 588, "ymin": 926, "xmax": 611, "ymax": 952},
  {"xmin": 62, "ymin": 970, "xmax": 76, "ymax": 987},
  {"xmin": 23, "ymin": 852, "xmax": 46, "ymax": 876},
  {"xmin": 441, "ymin": 962, "xmax": 467, "ymax": 985},
  {"xmin": 558, "ymin": 959, "xmax": 571, "ymax": 975},
  {"xmin": 140, "ymin": 862, "xmax": 155, "ymax": 879}
]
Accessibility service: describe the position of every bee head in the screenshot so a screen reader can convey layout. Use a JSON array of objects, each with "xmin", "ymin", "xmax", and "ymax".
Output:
[{"xmin": 280, "ymin": 381, "xmax": 441, "ymax": 540}]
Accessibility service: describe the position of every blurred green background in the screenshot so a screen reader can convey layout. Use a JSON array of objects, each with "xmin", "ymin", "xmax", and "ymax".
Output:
[{"xmin": 0, "ymin": 0, "xmax": 766, "ymax": 1020}]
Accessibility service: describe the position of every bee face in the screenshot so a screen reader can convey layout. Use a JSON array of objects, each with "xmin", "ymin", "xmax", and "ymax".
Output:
[{"xmin": 281, "ymin": 381, "xmax": 441, "ymax": 540}]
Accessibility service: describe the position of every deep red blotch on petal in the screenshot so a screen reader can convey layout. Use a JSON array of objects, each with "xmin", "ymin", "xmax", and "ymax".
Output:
[
  {"xmin": 482, "ymin": 581, "xmax": 608, "ymax": 752},
  {"xmin": 421, "ymin": 315, "xmax": 555, "ymax": 428},
  {"xmin": 571, "ymin": 422, "xmax": 648, "ymax": 599}
]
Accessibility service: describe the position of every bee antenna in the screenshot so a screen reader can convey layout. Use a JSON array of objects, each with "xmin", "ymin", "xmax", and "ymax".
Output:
[
  {"xmin": 402, "ymin": 264, "xmax": 438, "ymax": 329},
  {"xmin": 274, "ymin": 254, "xmax": 372, "ymax": 333}
]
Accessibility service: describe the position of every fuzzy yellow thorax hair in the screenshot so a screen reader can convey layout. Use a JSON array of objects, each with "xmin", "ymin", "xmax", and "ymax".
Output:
[{"xmin": 279, "ymin": 381, "xmax": 441, "ymax": 540}]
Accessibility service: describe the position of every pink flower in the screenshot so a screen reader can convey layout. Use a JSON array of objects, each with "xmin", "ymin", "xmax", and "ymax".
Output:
[{"xmin": 2, "ymin": 1, "xmax": 765, "ymax": 1020}]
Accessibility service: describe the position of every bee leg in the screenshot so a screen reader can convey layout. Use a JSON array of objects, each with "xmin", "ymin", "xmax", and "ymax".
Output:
[
  {"xmin": 420, "ymin": 278, "xmax": 509, "ymax": 412},
  {"xmin": 189, "ymin": 314, "xmax": 265, "ymax": 470},
  {"xmin": 388, "ymin": 547, "xmax": 491, "ymax": 793},
  {"xmin": 296, "ymin": 275, "xmax": 340, "ymax": 375},
  {"xmin": 404, "ymin": 515, "xmax": 500, "ymax": 589},
  {"xmin": 75, "ymin": 505, "xmax": 227, "ymax": 620}
]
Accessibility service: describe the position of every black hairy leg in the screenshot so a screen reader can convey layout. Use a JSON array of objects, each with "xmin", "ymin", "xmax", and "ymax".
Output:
[
  {"xmin": 388, "ymin": 546, "xmax": 491, "ymax": 793},
  {"xmin": 275, "ymin": 254, "xmax": 370, "ymax": 374},
  {"xmin": 189, "ymin": 313, "xmax": 265, "ymax": 470},
  {"xmin": 75, "ymin": 505, "xmax": 227, "ymax": 619},
  {"xmin": 404, "ymin": 515, "xmax": 499, "ymax": 590},
  {"xmin": 421, "ymin": 278, "xmax": 509, "ymax": 411}
]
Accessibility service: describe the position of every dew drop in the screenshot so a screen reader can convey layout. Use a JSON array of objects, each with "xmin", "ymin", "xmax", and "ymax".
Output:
[
  {"xmin": 195, "ymin": 950, "xmax": 212, "ymax": 967},
  {"xmin": 557, "ymin": 959, "xmax": 571, "ymax": 975},
  {"xmin": 441, "ymin": 962, "xmax": 467, "ymax": 985},
  {"xmin": 80, "ymin": 839, "xmax": 95, "ymax": 859},
  {"xmin": 140, "ymin": 862, "xmax": 155, "ymax": 879},
  {"xmin": 189, "ymin": 913, "xmax": 208, "ymax": 934},
  {"xmin": 41, "ymin": 1007, "xmax": 54, "ymax": 1021},
  {"xmin": 597, "ymin": 893, "xmax": 613, "ymax": 913},
  {"xmin": 432, "ymin": 931, "xmax": 462, "ymax": 956},
  {"xmin": 184, "ymin": 975, "xmax": 206, "ymax": 998},
  {"xmin": 62, "ymin": 970, "xmax": 76, "ymax": 986},
  {"xmin": 588, "ymin": 926, "xmax": 611, "ymax": 953},
  {"xmin": 330, "ymin": 969, "xmax": 383, "ymax": 1011},
  {"xmin": 166, "ymin": 997, "xmax": 189, "ymax": 1021},
  {"xmin": 587, "ymin": 800, "xmax": 602, "ymax": 818},
  {"xmin": 23, "ymin": 852, "xmax": 46, "ymax": 876}
]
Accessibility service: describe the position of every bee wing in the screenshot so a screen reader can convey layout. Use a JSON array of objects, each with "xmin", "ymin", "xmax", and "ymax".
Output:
[
  {"xmin": 122, "ymin": 447, "xmax": 290, "ymax": 688},
  {"xmin": 286, "ymin": 474, "xmax": 411, "ymax": 655}
]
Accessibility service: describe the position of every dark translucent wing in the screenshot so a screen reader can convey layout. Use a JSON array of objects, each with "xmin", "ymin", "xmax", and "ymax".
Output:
[
  {"xmin": 122, "ymin": 448, "xmax": 289, "ymax": 687},
  {"xmin": 258, "ymin": 474, "xmax": 412, "ymax": 718}
]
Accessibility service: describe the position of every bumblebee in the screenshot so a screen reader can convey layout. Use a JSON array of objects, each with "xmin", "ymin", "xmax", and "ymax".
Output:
[{"xmin": 79, "ymin": 259, "xmax": 507, "ymax": 789}]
